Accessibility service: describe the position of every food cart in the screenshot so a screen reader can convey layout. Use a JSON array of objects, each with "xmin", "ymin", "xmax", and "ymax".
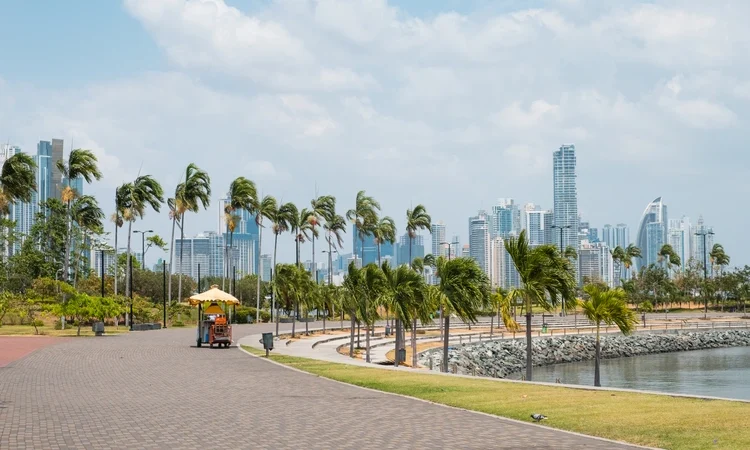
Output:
[{"xmin": 188, "ymin": 285, "xmax": 240, "ymax": 348}]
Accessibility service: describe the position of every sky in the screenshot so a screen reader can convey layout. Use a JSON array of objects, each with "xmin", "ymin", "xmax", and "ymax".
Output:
[{"xmin": 1, "ymin": 0, "xmax": 748, "ymax": 267}]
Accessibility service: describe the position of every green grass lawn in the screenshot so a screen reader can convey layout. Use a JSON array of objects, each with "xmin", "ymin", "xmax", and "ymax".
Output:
[
  {"xmin": 242, "ymin": 345, "xmax": 750, "ymax": 450},
  {"xmin": 0, "ymin": 325, "xmax": 129, "ymax": 337}
]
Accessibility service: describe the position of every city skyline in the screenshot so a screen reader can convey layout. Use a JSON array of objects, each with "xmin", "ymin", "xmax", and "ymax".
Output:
[{"xmin": 0, "ymin": 1, "xmax": 742, "ymax": 268}]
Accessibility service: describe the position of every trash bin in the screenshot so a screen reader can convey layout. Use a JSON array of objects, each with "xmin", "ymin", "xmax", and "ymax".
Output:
[
  {"xmin": 385, "ymin": 326, "xmax": 391, "ymax": 336},
  {"xmin": 397, "ymin": 348, "xmax": 406, "ymax": 363},
  {"xmin": 541, "ymin": 325, "xmax": 548, "ymax": 334},
  {"xmin": 92, "ymin": 322, "xmax": 105, "ymax": 336}
]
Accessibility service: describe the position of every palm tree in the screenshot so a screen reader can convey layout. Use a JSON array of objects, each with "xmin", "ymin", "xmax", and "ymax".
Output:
[
  {"xmin": 658, "ymin": 244, "xmax": 681, "ymax": 277},
  {"xmin": 56, "ymin": 149, "xmax": 102, "ymax": 282},
  {"xmin": 346, "ymin": 190, "xmax": 380, "ymax": 264},
  {"xmin": 122, "ymin": 175, "xmax": 164, "ymax": 301},
  {"xmin": 710, "ymin": 244, "xmax": 730, "ymax": 277},
  {"xmin": 70, "ymin": 195, "xmax": 104, "ymax": 284},
  {"xmin": 382, "ymin": 262, "xmax": 424, "ymax": 367},
  {"xmin": 579, "ymin": 285, "xmax": 638, "ymax": 386},
  {"xmin": 361, "ymin": 263, "xmax": 387, "ymax": 363},
  {"xmin": 342, "ymin": 262, "xmax": 364, "ymax": 356},
  {"xmin": 275, "ymin": 264, "xmax": 310, "ymax": 338},
  {"xmin": 373, "ymin": 216, "xmax": 397, "ymax": 267},
  {"xmin": 174, "ymin": 164, "xmax": 211, "ymax": 304},
  {"xmin": 293, "ymin": 207, "xmax": 313, "ymax": 268},
  {"xmin": 504, "ymin": 230, "xmax": 577, "ymax": 381},
  {"xmin": 111, "ymin": 186, "xmax": 128, "ymax": 296},
  {"xmin": 271, "ymin": 201, "xmax": 296, "ymax": 336},
  {"xmin": 622, "ymin": 244, "xmax": 642, "ymax": 279},
  {"xmin": 223, "ymin": 177, "xmax": 256, "ymax": 288},
  {"xmin": 323, "ymin": 212, "xmax": 346, "ymax": 285},
  {"xmin": 610, "ymin": 246, "xmax": 626, "ymax": 286},
  {"xmin": 253, "ymin": 195, "xmax": 277, "ymax": 323},
  {"xmin": 166, "ymin": 194, "xmax": 181, "ymax": 302},
  {"xmin": 436, "ymin": 256, "xmax": 490, "ymax": 373},
  {"xmin": 405, "ymin": 205, "xmax": 431, "ymax": 267},
  {"xmin": 309, "ymin": 195, "xmax": 336, "ymax": 283},
  {"xmin": 0, "ymin": 153, "xmax": 36, "ymax": 256}
]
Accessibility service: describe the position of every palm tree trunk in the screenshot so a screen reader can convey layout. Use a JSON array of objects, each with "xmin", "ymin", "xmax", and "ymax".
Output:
[
  {"xmin": 409, "ymin": 236, "xmax": 412, "ymax": 267},
  {"xmin": 312, "ymin": 229, "xmax": 316, "ymax": 282},
  {"xmin": 377, "ymin": 243, "xmax": 382, "ymax": 267},
  {"xmin": 273, "ymin": 232, "xmax": 280, "ymax": 337},
  {"xmin": 291, "ymin": 301, "xmax": 297, "ymax": 338},
  {"xmin": 442, "ymin": 315, "xmax": 450, "ymax": 373},
  {"xmin": 394, "ymin": 318, "xmax": 400, "ymax": 367},
  {"xmin": 114, "ymin": 224, "xmax": 119, "ymax": 296},
  {"xmin": 126, "ymin": 220, "xmax": 133, "ymax": 324},
  {"xmin": 594, "ymin": 324, "xmax": 601, "ymax": 387},
  {"xmin": 168, "ymin": 215, "xmax": 177, "ymax": 304},
  {"xmin": 411, "ymin": 317, "xmax": 418, "ymax": 367},
  {"xmin": 305, "ymin": 304, "xmax": 309, "ymax": 335},
  {"xmin": 349, "ymin": 312, "xmax": 356, "ymax": 357},
  {"xmin": 256, "ymin": 222, "xmax": 263, "ymax": 322},
  {"xmin": 63, "ymin": 200, "xmax": 72, "ymax": 283},
  {"xmin": 525, "ymin": 310, "xmax": 532, "ymax": 381},
  {"xmin": 177, "ymin": 213, "xmax": 185, "ymax": 303},
  {"xmin": 365, "ymin": 311, "xmax": 371, "ymax": 363},
  {"xmin": 360, "ymin": 237, "xmax": 365, "ymax": 265}
]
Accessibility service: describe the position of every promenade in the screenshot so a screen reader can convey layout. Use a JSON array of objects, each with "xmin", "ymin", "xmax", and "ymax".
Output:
[{"xmin": 0, "ymin": 323, "xmax": 644, "ymax": 449}]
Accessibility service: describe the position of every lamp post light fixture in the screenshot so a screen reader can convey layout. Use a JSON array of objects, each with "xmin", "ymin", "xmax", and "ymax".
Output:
[
  {"xmin": 133, "ymin": 230, "xmax": 154, "ymax": 270},
  {"xmin": 695, "ymin": 229, "xmax": 715, "ymax": 319},
  {"xmin": 440, "ymin": 241, "xmax": 459, "ymax": 260}
]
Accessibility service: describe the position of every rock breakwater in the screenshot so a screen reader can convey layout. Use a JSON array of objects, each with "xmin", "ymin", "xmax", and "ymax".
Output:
[{"xmin": 419, "ymin": 330, "xmax": 750, "ymax": 378}]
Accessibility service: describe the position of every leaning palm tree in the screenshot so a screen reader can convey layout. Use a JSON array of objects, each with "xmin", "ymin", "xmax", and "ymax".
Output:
[
  {"xmin": 293, "ymin": 207, "xmax": 313, "ymax": 268},
  {"xmin": 610, "ymin": 246, "xmax": 626, "ymax": 286},
  {"xmin": 372, "ymin": 216, "xmax": 397, "ymax": 267},
  {"xmin": 579, "ymin": 284, "xmax": 638, "ymax": 387},
  {"xmin": 309, "ymin": 195, "xmax": 336, "ymax": 282},
  {"xmin": 174, "ymin": 164, "xmax": 211, "ymax": 304},
  {"xmin": 70, "ymin": 195, "xmax": 104, "ymax": 284},
  {"xmin": 342, "ymin": 262, "xmax": 364, "ymax": 356},
  {"xmin": 111, "ymin": 185, "xmax": 128, "ymax": 295},
  {"xmin": 0, "ymin": 153, "xmax": 36, "ymax": 255},
  {"xmin": 658, "ymin": 244, "xmax": 681, "ymax": 277},
  {"xmin": 323, "ymin": 212, "xmax": 346, "ymax": 284},
  {"xmin": 122, "ymin": 175, "xmax": 164, "ymax": 300},
  {"xmin": 622, "ymin": 244, "xmax": 642, "ymax": 279},
  {"xmin": 437, "ymin": 256, "xmax": 490, "ymax": 373},
  {"xmin": 361, "ymin": 263, "xmax": 387, "ymax": 363},
  {"xmin": 274, "ymin": 264, "xmax": 309, "ymax": 338},
  {"xmin": 405, "ymin": 204, "xmax": 431, "ymax": 267},
  {"xmin": 346, "ymin": 190, "xmax": 380, "ymax": 264},
  {"xmin": 710, "ymin": 244, "xmax": 730, "ymax": 277},
  {"xmin": 271, "ymin": 201, "xmax": 297, "ymax": 336},
  {"xmin": 504, "ymin": 230, "xmax": 577, "ymax": 381},
  {"xmin": 56, "ymin": 149, "xmax": 102, "ymax": 282},
  {"xmin": 253, "ymin": 195, "xmax": 277, "ymax": 322},
  {"xmin": 223, "ymin": 177, "xmax": 256, "ymax": 286}
]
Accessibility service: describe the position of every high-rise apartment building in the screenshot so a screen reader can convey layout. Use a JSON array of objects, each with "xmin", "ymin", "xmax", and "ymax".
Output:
[
  {"xmin": 260, "ymin": 254, "xmax": 272, "ymax": 281},
  {"xmin": 579, "ymin": 241, "xmax": 614, "ymax": 286},
  {"xmin": 50, "ymin": 138, "xmax": 64, "ymax": 201},
  {"xmin": 353, "ymin": 224, "xmax": 394, "ymax": 266},
  {"xmin": 430, "ymin": 222, "xmax": 447, "ymax": 258},
  {"xmin": 525, "ymin": 208, "xmax": 553, "ymax": 246},
  {"xmin": 218, "ymin": 196, "xmax": 260, "ymax": 274},
  {"xmin": 396, "ymin": 233, "xmax": 424, "ymax": 266},
  {"xmin": 468, "ymin": 211, "xmax": 490, "ymax": 277},
  {"xmin": 692, "ymin": 216, "xmax": 714, "ymax": 272},
  {"xmin": 635, "ymin": 197, "xmax": 668, "ymax": 271},
  {"xmin": 491, "ymin": 198, "xmax": 520, "ymax": 239},
  {"xmin": 553, "ymin": 144, "xmax": 579, "ymax": 251},
  {"xmin": 668, "ymin": 216, "xmax": 692, "ymax": 273}
]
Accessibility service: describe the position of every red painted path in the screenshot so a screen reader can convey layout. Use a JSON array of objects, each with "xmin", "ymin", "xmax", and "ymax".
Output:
[{"xmin": 0, "ymin": 336, "xmax": 63, "ymax": 368}]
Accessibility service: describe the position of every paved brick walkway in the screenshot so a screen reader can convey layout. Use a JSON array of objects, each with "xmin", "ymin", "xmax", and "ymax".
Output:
[
  {"xmin": 0, "ymin": 325, "xmax": 644, "ymax": 449},
  {"xmin": 0, "ymin": 336, "xmax": 63, "ymax": 368}
]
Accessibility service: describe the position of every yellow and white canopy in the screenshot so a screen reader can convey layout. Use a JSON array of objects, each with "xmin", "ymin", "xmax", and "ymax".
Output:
[{"xmin": 187, "ymin": 285, "xmax": 240, "ymax": 306}]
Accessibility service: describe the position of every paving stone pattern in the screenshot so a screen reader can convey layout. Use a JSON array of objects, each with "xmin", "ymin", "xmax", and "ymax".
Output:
[{"xmin": 0, "ymin": 324, "xmax": 642, "ymax": 449}]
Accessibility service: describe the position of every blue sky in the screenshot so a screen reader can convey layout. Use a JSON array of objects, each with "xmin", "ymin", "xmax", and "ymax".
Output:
[{"xmin": 1, "ymin": 0, "xmax": 748, "ymax": 267}]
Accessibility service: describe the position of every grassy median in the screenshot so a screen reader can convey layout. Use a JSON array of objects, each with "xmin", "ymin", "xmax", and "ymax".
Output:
[
  {"xmin": 243, "ymin": 345, "xmax": 749, "ymax": 450},
  {"xmin": 0, "ymin": 325, "xmax": 129, "ymax": 337}
]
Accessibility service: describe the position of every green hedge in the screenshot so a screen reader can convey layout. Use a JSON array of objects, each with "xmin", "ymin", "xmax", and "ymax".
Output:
[{"xmin": 234, "ymin": 306, "xmax": 271, "ymax": 323}]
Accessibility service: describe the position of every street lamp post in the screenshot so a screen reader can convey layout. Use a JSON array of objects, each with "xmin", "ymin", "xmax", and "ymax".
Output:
[
  {"xmin": 440, "ymin": 241, "xmax": 459, "ymax": 261},
  {"xmin": 551, "ymin": 224, "xmax": 572, "ymax": 317},
  {"xmin": 133, "ymin": 230, "xmax": 154, "ymax": 270},
  {"xmin": 695, "ymin": 229, "xmax": 715, "ymax": 319}
]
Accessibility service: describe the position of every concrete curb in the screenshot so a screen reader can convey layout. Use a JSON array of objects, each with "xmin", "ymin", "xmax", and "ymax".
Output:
[{"xmin": 236, "ymin": 344, "xmax": 659, "ymax": 450}]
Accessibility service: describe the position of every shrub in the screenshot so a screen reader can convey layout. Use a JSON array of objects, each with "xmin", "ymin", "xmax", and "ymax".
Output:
[
  {"xmin": 234, "ymin": 306, "xmax": 271, "ymax": 323},
  {"xmin": 172, "ymin": 321, "xmax": 185, "ymax": 327}
]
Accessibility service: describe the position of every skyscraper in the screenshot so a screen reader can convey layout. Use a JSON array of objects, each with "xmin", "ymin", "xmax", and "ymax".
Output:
[
  {"xmin": 468, "ymin": 211, "xmax": 490, "ymax": 277},
  {"xmin": 353, "ymin": 224, "xmax": 394, "ymax": 265},
  {"xmin": 50, "ymin": 138, "xmax": 64, "ymax": 201},
  {"xmin": 615, "ymin": 224, "xmax": 629, "ymax": 248},
  {"xmin": 635, "ymin": 197, "xmax": 668, "ymax": 271},
  {"xmin": 396, "ymin": 233, "xmax": 424, "ymax": 266},
  {"xmin": 553, "ymin": 144, "xmax": 579, "ymax": 251},
  {"xmin": 218, "ymin": 196, "xmax": 260, "ymax": 274},
  {"xmin": 491, "ymin": 198, "xmax": 520, "ymax": 239},
  {"xmin": 489, "ymin": 236, "xmax": 505, "ymax": 288},
  {"xmin": 578, "ymin": 241, "xmax": 614, "ymax": 286},
  {"xmin": 692, "ymin": 216, "xmax": 714, "ymax": 272},
  {"xmin": 260, "ymin": 254, "xmax": 272, "ymax": 281},
  {"xmin": 430, "ymin": 222, "xmax": 447, "ymax": 258},
  {"xmin": 668, "ymin": 216, "xmax": 692, "ymax": 273},
  {"xmin": 525, "ymin": 208, "xmax": 553, "ymax": 246}
]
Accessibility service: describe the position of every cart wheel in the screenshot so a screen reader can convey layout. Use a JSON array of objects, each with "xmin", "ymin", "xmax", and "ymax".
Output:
[{"xmin": 209, "ymin": 343, "xmax": 213, "ymax": 348}]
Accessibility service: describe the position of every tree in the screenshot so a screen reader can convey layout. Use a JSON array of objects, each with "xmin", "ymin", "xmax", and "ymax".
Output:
[
  {"xmin": 222, "ymin": 177, "xmax": 256, "ymax": 289},
  {"xmin": 622, "ymin": 244, "xmax": 642, "ymax": 279},
  {"xmin": 293, "ymin": 207, "xmax": 313, "ymax": 268},
  {"xmin": 309, "ymin": 195, "xmax": 336, "ymax": 282},
  {"xmin": 56, "ymin": 149, "xmax": 102, "ymax": 283},
  {"xmin": 381, "ymin": 262, "xmax": 423, "ymax": 367},
  {"xmin": 174, "ymin": 164, "xmax": 211, "ymax": 305},
  {"xmin": 271, "ymin": 201, "xmax": 297, "ymax": 336},
  {"xmin": 253, "ymin": 195, "xmax": 277, "ymax": 323},
  {"xmin": 112, "ymin": 185, "xmax": 128, "ymax": 296},
  {"xmin": 323, "ymin": 211, "xmax": 346, "ymax": 285},
  {"xmin": 579, "ymin": 285, "xmax": 638, "ymax": 387},
  {"xmin": 436, "ymin": 256, "xmax": 490, "ymax": 373},
  {"xmin": 346, "ymin": 190, "xmax": 380, "ymax": 263},
  {"xmin": 275, "ymin": 264, "xmax": 310, "ymax": 338},
  {"xmin": 658, "ymin": 244, "xmax": 681, "ymax": 277},
  {"xmin": 69, "ymin": 195, "xmax": 104, "ymax": 284},
  {"xmin": 0, "ymin": 152, "xmax": 36, "ymax": 257},
  {"xmin": 611, "ymin": 246, "xmax": 626, "ymax": 285},
  {"xmin": 120, "ymin": 176, "xmax": 164, "ymax": 302},
  {"xmin": 504, "ymin": 230, "xmax": 577, "ymax": 381},
  {"xmin": 342, "ymin": 262, "xmax": 364, "ymax": 357},
  {"xmin": 145, "ymin": 234, "xmax": 168, "ymax": 255},
  {"xmin": 373, "ymin": 216, "xmax": 397, "ymax": 267},
  {"xmin": 710, "ymin": 244, "xmax": 730, "ymax": 278},
  {"xmin": 361, "ymin": 263, "xmax": 387, "ymax": 362},
  {"xmin": 405, "ymin": 205, "xmax": 431, "ymax": 268}
]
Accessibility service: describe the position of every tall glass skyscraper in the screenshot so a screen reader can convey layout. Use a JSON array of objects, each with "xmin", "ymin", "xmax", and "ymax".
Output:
[
  {"xmin": 635, "ymin": 197, "xmax": 668, "ymax": 271},
  {"xmin": 430, "ymin": 222, "xmax": 446, "ymax": 258},
  {"xmin": 553, "ymin": 144, "xmax": 579, "ymax": 251},
  {"xmin": 468, "ymin": 211, "xmax": 490, "ymax": 277},
  {"xmin": 353, "ymin": 224, "xmax": 394, "ymax": 266}
]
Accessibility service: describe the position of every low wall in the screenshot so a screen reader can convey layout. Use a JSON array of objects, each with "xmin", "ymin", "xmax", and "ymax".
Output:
[{"xmin": 419, "ymin": 330, "xmax": 750, "ymax": 378}]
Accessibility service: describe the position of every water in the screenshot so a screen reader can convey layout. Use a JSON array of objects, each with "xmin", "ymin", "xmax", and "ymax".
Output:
[{"xmin": 508, "ymin": 346, "xmax": 750, "ymax": 400}]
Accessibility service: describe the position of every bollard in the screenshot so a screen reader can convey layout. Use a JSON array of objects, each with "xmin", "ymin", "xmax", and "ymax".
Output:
[
  {"xmin": 473, "ymin": 367, "xmax": 476, "ymax": 376},
  {"xmin": 469, "ymin": 335, "xmax": 472, "ymax": 343},
  {"xmin": 452, "ymin": 364, "xmax": 457, "ymax": 374},
  {"xmin": 459, "ymin": 336, "xmax": 463, "ymax": 345},
  {"xmin": 429, "ymin": 356, "xmax": 433, "ymax": 370}
]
